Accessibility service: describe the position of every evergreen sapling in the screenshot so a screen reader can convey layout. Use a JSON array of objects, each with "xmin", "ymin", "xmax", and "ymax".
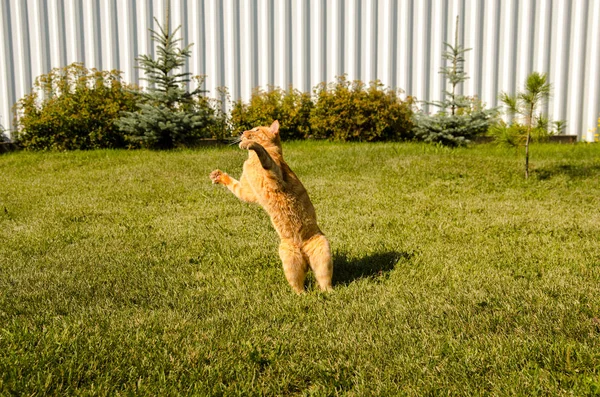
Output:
[
  {"xmin": 117, "ymin": 18, "xmax": 213, "ymax": 149},
  {"xmin": 496, "ymin": 72, "xmax": 551, "ymax": 178},
  {"xmin": 413, "ymin": 16, "xmax": 496, "ymax": 146}
]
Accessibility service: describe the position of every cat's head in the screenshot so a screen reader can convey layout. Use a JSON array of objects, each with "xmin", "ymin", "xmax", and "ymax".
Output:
[{"xmin": 239, "ymin": 120, "xmax": 281, "ymax": 150}]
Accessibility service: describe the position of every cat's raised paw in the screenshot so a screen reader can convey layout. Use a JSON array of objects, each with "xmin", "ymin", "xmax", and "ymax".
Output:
[
  {"xmin": 239, "ymin": 140, "xmax": 258, "ymax": 151},
  {"xmin": 210, "ymin": 169, "xmax": 224, "ymax": 184}
]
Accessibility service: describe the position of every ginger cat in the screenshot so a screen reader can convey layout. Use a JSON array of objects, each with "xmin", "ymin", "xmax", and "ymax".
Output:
[{"xmin": 210, "ymin": 120, "xmax": 333, "ymax": 293}]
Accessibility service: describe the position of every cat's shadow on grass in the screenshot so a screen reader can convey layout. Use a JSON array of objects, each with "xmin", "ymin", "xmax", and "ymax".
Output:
[{"xmin": 331, "ymin": 251, "xmax": 413, "ymax": 287}]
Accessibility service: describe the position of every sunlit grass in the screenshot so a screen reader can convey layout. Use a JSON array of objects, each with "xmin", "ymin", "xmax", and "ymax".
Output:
[{"xmin": 1, "ymin": 142, "xmax": 599, "ymax": 395}]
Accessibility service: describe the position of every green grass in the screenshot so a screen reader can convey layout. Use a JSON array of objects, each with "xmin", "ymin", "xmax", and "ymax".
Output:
[{"xmin": 1, "ymin": 142, "xmax": 599, "ymax": 396}]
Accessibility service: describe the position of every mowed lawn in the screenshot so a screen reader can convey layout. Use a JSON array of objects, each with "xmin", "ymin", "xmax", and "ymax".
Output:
[{"xmin": 1, "ymin": 142, "xmax": 599, "ymax": 396}]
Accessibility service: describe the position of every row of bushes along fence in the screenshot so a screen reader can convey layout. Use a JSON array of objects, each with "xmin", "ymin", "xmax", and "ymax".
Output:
[
  {"xmin": 10, "ymin": 64, "xmax": 565, "ymax": 151},
  {"xmin": 11, "ymin": 65, "xmax": 418, "ymax": 150}
]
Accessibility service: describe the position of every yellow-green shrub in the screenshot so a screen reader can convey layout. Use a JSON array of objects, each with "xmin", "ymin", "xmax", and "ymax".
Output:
[
  {"xmin": 0, "ymin": 123, "xmax": 7, "ymax": 143},
  {"xmin": 14, "ymin": 63, "xmax": 138, "ymax": 150},
  {"xmin": 310, "ymin": 76, "xmax": 415, "ymax": 141},
  {"xmin": 230, "ymin": 87, "xmax": 313, "ymax": 140}
]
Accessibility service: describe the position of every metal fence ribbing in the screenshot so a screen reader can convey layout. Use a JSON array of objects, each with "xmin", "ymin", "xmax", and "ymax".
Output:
[{"xmin": 1, "ymin": 0, "xmax": 599, "ymax": 140}]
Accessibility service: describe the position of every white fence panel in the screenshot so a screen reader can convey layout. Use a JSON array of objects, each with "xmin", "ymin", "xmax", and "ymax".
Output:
[{"xmin": 1, "ymin": 0, "xmax": 599, "ymax": 140}]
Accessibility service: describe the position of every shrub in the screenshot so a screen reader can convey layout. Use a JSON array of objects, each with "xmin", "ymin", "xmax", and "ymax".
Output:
[
  {"xmin": 13, "ymin": 63, "xmax": 138, "ymax": 150},
  {"xmin": 310, "ymin": 76, "xmax": 415, "ymax": 141},
  {"xmin": 489, "ymin": 121, "xmax": 544, "ymax": 147},
  {"xmin": 230, "ymin": 86, "xmax": 313, "ymax": 140},
  {"xmin": 489, "ymin": 114, "xmax": 565, "ymax": 147},
  {"xmin": 413, "ymin": 109, "xmax": 494, "ymax": 146},
  {"xmin": 0, "ymin": 123, "xmax": 7, "ymax": 143},
  {"xmin": 203, "ymin": 86, "xmax": 234, "ymax": 141}
]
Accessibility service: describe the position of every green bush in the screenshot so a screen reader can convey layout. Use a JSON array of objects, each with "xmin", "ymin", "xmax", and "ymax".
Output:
[
  {"xmin": 477, "ymin": 116, "xmax": 566, "ymax": 148},
  {"xmin": 13, "ymin": 63, "xmax": 138, "ymax": 150},
  {"xmin": 413, "ymin": 112, "xmax": 494, "ymax": 146},
  {"xmin": 0, "ymin": 123, "xmax": 7, "ymax": 143},
  {"xmin": 230, "ymin": 86, "xmax": 313, "ymax": 140},
  {"xmin": 202, "ymin": 86, "xmax": 234, "ymax": 141},
  {"xmin": 489, "ymin": 76, "xmax": 563, "ymax": 149},
  {"xmin": 488, "ymin": 121, "xmax": 527, "ymax": 147},
  {"xmin": 310, "ymin": 76, "xmax": 415, "ymax": 141},
  {"xmin": 488, "ymin": 119, "xmax": 561, "ymax": 147},
  {"xmin": 413, "ymin": 96, "xmax": 497, "ymax": 147}
]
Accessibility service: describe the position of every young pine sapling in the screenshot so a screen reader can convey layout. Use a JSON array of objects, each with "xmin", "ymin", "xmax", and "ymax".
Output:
[{"xmin": 499, "ymin": 72, "xmax": 551, "ymax": 178}]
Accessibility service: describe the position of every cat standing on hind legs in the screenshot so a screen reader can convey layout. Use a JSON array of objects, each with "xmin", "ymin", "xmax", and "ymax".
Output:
[{"xmin": 210, "ymin": 120, "xmax": 333, "ymax": 293}]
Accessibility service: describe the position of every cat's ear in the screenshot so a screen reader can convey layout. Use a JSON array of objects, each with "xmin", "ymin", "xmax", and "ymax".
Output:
[{"xmin": 270, "ymin": 120, "xmax": 280, "ymax": 135}]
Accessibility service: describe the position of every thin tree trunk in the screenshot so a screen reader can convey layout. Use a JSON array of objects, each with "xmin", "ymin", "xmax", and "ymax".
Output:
[
  {"xmin": 525, "ymin": 104, "xmax": 534, "ymax": 179},
  {"xmin": 451, "ymin": 16, "xmax": 459, "ymax": 117},
  {"xmin": 525, "ymin": 131, "xmax": 531, "ymax": 179}
]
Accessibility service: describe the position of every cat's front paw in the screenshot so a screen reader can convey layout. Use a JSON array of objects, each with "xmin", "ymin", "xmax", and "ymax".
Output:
[
  {"xmin": 210, "ymin": 169, "xmax": 225, "ymax": 184},
  {"xmin": 239, "ymin": 140, "xmax": 257, "ymax": 151}
]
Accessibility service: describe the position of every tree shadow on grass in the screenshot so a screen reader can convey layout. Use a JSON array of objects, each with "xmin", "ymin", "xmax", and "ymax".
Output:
[
  {"xmin": 332, "ymin": 251, "xmax": 413, "ymax": 287},
  {"xmin": 535, "ymin": 163, "xmax": 600, "ymax": 180}
]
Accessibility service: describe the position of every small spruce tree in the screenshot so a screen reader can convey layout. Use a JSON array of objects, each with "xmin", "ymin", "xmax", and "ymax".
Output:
[
  {"xmin": 439, "ymin": 16, "xmax": 470, "ymax": 117},
  {"xmin": 413, "ymin": 16, "xmax": 496, "ymax": 146},
  {"xmin": 117, "ymin": 15, "xmax": 213, "ymax": 149}
]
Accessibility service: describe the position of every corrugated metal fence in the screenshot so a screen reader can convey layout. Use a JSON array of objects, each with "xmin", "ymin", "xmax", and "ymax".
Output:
[{"xmin": 1, "ymin": 0, "xmax": 599, "ymax": 140}]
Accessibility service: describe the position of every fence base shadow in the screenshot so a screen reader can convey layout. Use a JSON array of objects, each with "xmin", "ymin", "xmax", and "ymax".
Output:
[
  {"xmin": 534, "ymin": 163, "xmax": 600, "ymax": 180},
  {"xmin": 332, "ymin": 251, "xmax": 412, "ymax": 287}
]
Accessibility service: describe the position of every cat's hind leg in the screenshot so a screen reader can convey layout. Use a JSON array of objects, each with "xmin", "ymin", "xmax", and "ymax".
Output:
[
  {"xmin": 279, "ymin": 240, "xmax": 309, "ymax": 294},
  {"xmin": 303, "ymin": 234, "xmax": 333, "ymax": 291}
]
